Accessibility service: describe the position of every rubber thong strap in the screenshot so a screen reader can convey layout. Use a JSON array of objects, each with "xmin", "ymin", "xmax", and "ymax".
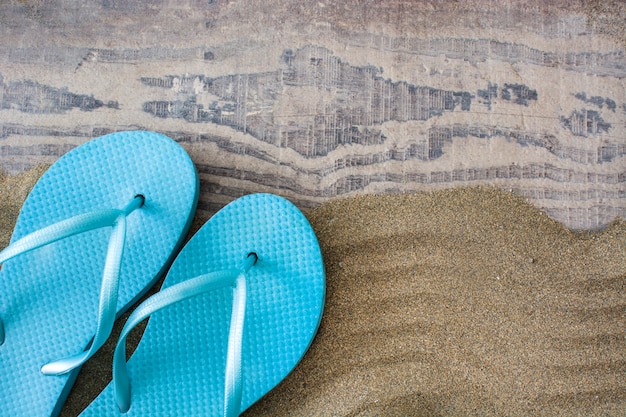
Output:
[
  {"xmin": 114, "ymin": 253, "xmax": 257, "ymax": 416},
  {"xmin": 0, "ymin": 195, "xmax": 143, "ymax": 376}
]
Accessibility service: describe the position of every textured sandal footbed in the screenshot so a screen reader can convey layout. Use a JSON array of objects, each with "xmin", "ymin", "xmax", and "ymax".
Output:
[
  {"xmin": 80, "ymin": 193, "xmax": 325, "ymax": 416},
  {"xmin": 0, "ymin": 131, "xmax": 198, "ymax": 416}
]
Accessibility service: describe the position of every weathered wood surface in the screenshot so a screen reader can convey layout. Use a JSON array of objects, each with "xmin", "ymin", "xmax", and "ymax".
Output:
[{"xmin": 0, "ymin": 0, "xmax": 624, "ymax": 230}]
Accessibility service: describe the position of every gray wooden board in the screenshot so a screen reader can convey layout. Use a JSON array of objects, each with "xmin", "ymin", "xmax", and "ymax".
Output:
[{"xmin": 0, "ymin": 0, "xmax": 624, "ymax": 230}]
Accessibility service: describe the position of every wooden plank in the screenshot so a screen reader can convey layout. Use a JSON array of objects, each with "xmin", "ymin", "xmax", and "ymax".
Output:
[{"xmin": 0, "ymin": 0, "xmax": 624, "ymax": 229}]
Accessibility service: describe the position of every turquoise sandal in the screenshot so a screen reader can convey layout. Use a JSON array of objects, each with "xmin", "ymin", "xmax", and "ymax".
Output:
[
  {"xmin": 80, "ymin": 193, "xmax": 325, "ymax": 416},
  {"xmin": 0, "ymin": 131, "xmax": 198, "ymax": 416}
]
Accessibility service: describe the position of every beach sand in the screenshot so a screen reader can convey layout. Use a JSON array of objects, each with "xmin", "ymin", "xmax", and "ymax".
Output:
[
  {"xmin": 2, "ymin": 167, "xmax": 624, "ymax": 416},
  {"xmin": 247, "ymin": 189, "xmax": 625, "ymax": 416}
]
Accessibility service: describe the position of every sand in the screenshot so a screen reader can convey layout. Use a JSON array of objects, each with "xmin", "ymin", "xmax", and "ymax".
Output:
[
  {"xmin": 1, "ymin": 167, "xmax": 624, "ymax": 416},
  {"xmin": 246, "ymin": 189, "xmax": 625, "ymax": 416}
]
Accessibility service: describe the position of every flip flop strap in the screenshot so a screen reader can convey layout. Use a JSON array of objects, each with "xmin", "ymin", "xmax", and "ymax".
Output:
[
  {"xmin": 0, "ymin": 195, "xmax": 143, "ymax": 376},
  {"xmin": 113, "ymin": 254, "xmax": 257, "ymax": 416}
]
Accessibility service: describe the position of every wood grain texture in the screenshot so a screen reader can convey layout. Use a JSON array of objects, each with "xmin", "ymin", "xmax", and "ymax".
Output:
[{"xmin": 0, "ymin": 0, "xmax": 624, "ymax": 229}]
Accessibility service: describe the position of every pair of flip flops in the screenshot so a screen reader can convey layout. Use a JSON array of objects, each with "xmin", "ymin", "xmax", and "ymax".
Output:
[{"xmin": 0, "ymin": 132, "xmax": 325, "ymax": 416}]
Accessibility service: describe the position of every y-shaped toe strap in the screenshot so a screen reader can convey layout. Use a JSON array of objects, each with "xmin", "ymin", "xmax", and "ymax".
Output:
[
  {"xmin": 0, "ymin": 195, "xmax": 144, "ymax": 375},
  {"xmin": 114, "ymin": 253, "xmax": 257, "ymax": 417}
]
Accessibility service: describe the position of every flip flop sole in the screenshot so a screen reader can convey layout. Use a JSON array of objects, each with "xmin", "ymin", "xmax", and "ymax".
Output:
[
  {"xmin": 81, "ymin": 193, "xmax": 325, "ymax": 416},
  {"xmin": 0, "ymin": 131, "xmax": 198, "ymax": 416}
]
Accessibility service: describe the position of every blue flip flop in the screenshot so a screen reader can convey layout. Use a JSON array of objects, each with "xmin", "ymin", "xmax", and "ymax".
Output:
[
  {"xmin": 0, "ymin": 131, "xmax": 198, "ymax": 416},
  {"xmin": 80, "ymin": 193, "xmax": 325, "ymax": 416}
]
